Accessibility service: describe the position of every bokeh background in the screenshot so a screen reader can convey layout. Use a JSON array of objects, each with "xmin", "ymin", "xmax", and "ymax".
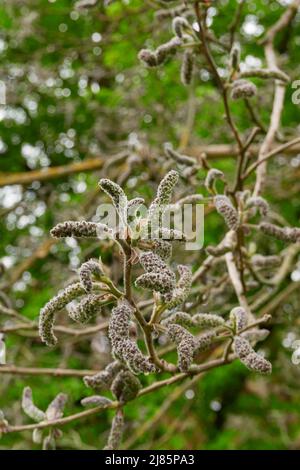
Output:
[{"xmin": 0, "ymin": 0, "xmax": 300, "ymax": 450}]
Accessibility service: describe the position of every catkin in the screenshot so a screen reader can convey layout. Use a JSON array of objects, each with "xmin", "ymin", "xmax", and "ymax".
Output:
[
  {"xmin": 165, "ymin": 265, "xmax": 192, "ymax": 309},
  {"xmin": 50, "ymin": 221, "xmax": 101, "ymax": 239},
  {"xmin": 81, "ymin": 396, "xmax": 112, "ymax": 408},
  {"xmin": 259, "ymin": 222, "xmax": 300, "ymax": 243},
  {"xmin": 111, "ymin": 370, "xmax": 141, "ymax": 403},
  {"xmin": 45, "ymin": 393, "xmax": 67, "ymax": 421},
  {"xmin": 181, "ymin": 50, "xmax": 194, "ymax": 86},
  {"xmin": 79, "ymin": 259, "xmax": 103, "ymax": 293},
  {"xmin": 68, "ymin": 294, "xmax": 104, "ymax": 324},
  {"xmin": 231, "ymin": 79, "xmax": 257, "ymax": 100},
  {"xmin": 108, "ymin": 300, "xmax": 155, "ymax": 374},
  {"xmin": 214, "ymin": 195, "xmax": 239, "ymax": 230},
  {"xmin": 39, "ymin": 282, "xmax": 85, "ymax": 346},
  {"xmin": 230, "ymin": 307, "xmax": 248, "ymax": 333},
  {"xmin": 233, "ymin": 336, "xmax": 272, "ymax": 374},
  {"xmin": 22, "ymin": 387, "xmax": 45, "ymax": 423},
  {"xmin": 167, "ymin": 324, "xmax": 196, "ymax": 372},
  {"xmin": 104, "ymin": 409, "xmax": 124, "ymax": 450},
  {"xmin": 84, "ymin": 361, "xmax": 123, "ymax": 390}
]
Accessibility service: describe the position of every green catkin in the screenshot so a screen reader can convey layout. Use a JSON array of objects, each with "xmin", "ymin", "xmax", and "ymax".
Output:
[
  {"xmin": 111, "ymin": 370, "xmax": 142, "ymax": 403},
  {"xmin": 22, "ymin": 387, "xmax": 45, "ymax": 423},
  {"xmin": 104, "ymin": 409, "xmax": 125, "ymax": 450},
  {"xmin": 83, "ymin": 361, "xmax": 123, "ymax": 390},
  {"xmin": 259, "ymin": 222, "xmax": 300, "ymax": 243},
  {"xmin": 39, "ymin": 282, "xmax": 85, "ymax": 346},
  {"xmin": 231, "ymin": 79, "xmax": 257, "ymax": 100},
  {"xmin": 81, "ymin": 396, "xmax": 112, "ymax": 408},
  {"xmin": 214, "ymin": 195, "xmax": 239, "ymax": 230},
  {"xmin": 233, "ymin": 336, "xmax": 272, "ymax": 374},
  {"xmin": 205, "ymin": 168, "xmax": 224, "ymax": 193},
  {"xmin": 167, "ymin": 324, "xmax": 196, "ymax": 372},
  {"xmin": 164, "ymin": 143, "xmax": 196, "ymax": 166},
  {"xmin": 230, "ymin": 307, "xmax": 248, "ymax": 333},
  {"xmin": 79, "ymin": 259, "xmax": 103, "ymax": 293},
  {"xmin": 50, "ymin": 221, "xmax": 107, "ymax": 239},
  {"xmin": 181, "ymin": 51, "xmax": 194, "ymax": 86},
  {"xmin": 45, "ymin": 393, "xmax": 68, "ymax": 421},
  {"xmin": 68, "ymin": 294, "xmax": 104, "ymax": 324}
]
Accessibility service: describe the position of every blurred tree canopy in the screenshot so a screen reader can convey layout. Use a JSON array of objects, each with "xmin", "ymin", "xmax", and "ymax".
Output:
[{"xmin": 0, "ymin": 0, "xmax": 300, "ymax": 450}]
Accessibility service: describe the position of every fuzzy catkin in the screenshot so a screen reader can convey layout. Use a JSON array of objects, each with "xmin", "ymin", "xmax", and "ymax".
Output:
[
  {"xmin": 172, "ymin": 16, "xmax": 190, "ymax": 38},
  {"xmin": 205, "ymin": 168, "xmax": 224, "ymax": 193},
  {"xmin": 22, "ymin": 387, "xmax": 45, "ymax": 423},
  {"xmin": 39, "ymin": 282, "xmax": 85, "ymax": 346},
  {"xmin": 164, "ymin": 143, "xmax": 196, "ymax": 166},
  {"xmin": 233, "ymin": 336, "xmax": 272, "ymax": 374},
  {"xmin": 108, "ymin": 300, "xmax": 155, "ymax": 374},
  {"xmin": 151, "ymin": 239, "xmax": 172, "ymax": 260},
  {"xmin": 135, "ymin": 272, "xmax": 175, "ymax": 294},
  {"xmin": 138, "ymin": 49, "xmax": 158, "ymax": 67},
  {"xmin": 156, "ymin": 37, "xmax": 181, "ymax": 64},
  {"xmin": 68, "ymin": 294, "xmax": 104, "ymax": 324},
  {"xmin": 242, "ymin": 328, "xmax": 270, "ymax": 343},
  {"xmin": 231, "ymin": 79, "xmax": 257, "ymax": 100},
  {"xmin": 79, "ymin": 259, "xmax": 103, "ymax": 293},
  {"xmin": 50, "ymin": 221, "xmax": 100, "ymax": 239},
  {"xmin": 45, "ymin": 393, "xmax": 67, "ymax": 421},
  {"xmin": 246, "ymin": 196, "xmax": 269, "ymax": 217},
  {"xmin": 98, "ymin": 178, "xmax": 127, "ymax": 217},
  {"xmin": 214, "ymin": 195, "xmax": 239, "ymax": 230},
  {"xmin": 104, "ymin": 409, "xmax": 124, "ymax": 450},
  {"xmin": 259, "ymin": 222, "xmax": 300, "ymax": 243},
  {"xmin": 181, "ymin": 51, "xmax": 194, "ymax": 86},
  {"xmin": 167, "ymin": 324, "xmax": 196, "ymax": 372},
  {"xmin": 194, "ymin": 330, "xmax": 217, "ymax": 354},
  {"xmin": 251, "ymin": 254, "xmax": 281, "ymax": 268},
  {"xmin": 156, "ymin": 170, "xmax": 179, "ymax": 207},
  {"xmin": 165, "ymin": 265, "xmax": 192, "ymax": 309},
  {"xmin": 84, "ymin": 361, "xmax": 123, "ymax": 390},
  {"xmin": 240, "ymin": 68, "xmax": 289, "ymax": 83},
  {"xmin": 111, "ymin": 370, "xmax": 141, "ymax": 403},
  {"xmin": 230, "ymin": 307, "xmax": 248, "ymax": 333},
  {"xmin": 81, "ymin": 396, "xmax": 112, "ymax": 408}
]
